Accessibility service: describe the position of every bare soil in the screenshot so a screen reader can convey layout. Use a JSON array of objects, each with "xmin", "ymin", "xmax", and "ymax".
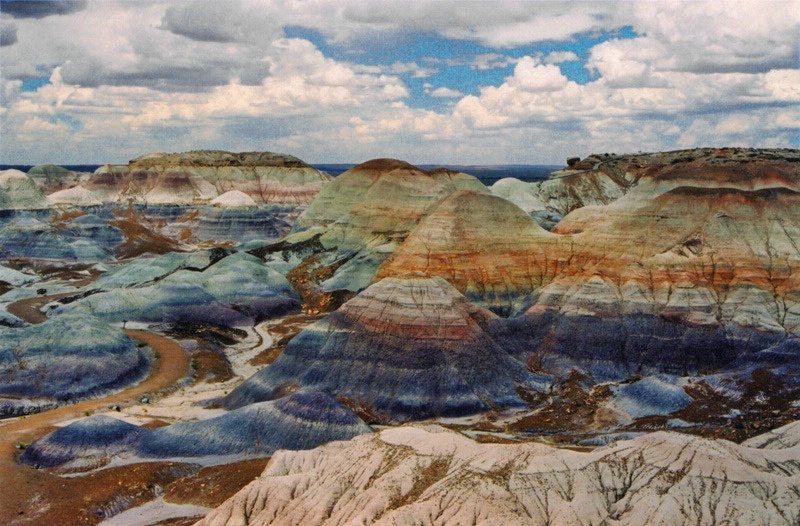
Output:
[{"xmin": 0, "ymin": 294, "xmax": 191, "ymax": 524}]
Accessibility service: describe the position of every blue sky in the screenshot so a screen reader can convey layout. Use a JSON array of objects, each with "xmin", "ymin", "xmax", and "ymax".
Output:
[
  {"xmin": 0, "ymin": 0, "xmax": 797, "ymax": 165},
  {"xmin": 286, "ymin": 25, "xmax": 639, "ymax": 113}
]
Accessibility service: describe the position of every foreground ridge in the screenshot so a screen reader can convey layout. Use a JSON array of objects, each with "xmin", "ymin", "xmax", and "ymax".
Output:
[{"xmin": 198, "ymin": 422, "xmax": 800, "ymax": 526}]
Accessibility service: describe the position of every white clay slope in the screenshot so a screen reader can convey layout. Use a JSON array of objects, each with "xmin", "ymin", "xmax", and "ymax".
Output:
[{"xmin": 197, "ymin": 423, "xmax": 800, "ymax": 526}]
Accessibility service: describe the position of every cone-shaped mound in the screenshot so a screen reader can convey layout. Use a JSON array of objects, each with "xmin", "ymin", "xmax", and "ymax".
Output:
[
  {"xmin": 294, "ymin": 159, "xmax": 487, "ymax": 251},
  {"xmin": 0, "ymin": 315, "xmax": 149, "ymax": 417},
  {"xmin": 0, "ymin": 169, "xmax": 46, "ymax": 209},
  {"xmin": 223, "ymin": 277, "xmax": 550, "ymax": 421},
  {"xmin": 20, "ymin": 415, "xmax": 144, "ymax": 468},
  {"xmin": 377, "ymin": 190, "xmax": 562, "ymax": 312},
  {"xmin": 210, "ymin": 189, "xmax": 258, "ymax": 207},
  {"xmin": 256, "ymin": 159, "xmax": 488, "ymax": 312},
  {"xmin": 46, "ymin": 185, "xmax": 103, "ymax": 206}
]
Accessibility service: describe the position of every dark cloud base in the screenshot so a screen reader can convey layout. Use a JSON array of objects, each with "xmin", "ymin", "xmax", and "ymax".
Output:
[
  {"xmin": 0, "ymin": 21, "xmax": 17, "ymax": 46},
  {"xmin": 0, "ymin": 0, "xmax": 87, "ymax": 19}
]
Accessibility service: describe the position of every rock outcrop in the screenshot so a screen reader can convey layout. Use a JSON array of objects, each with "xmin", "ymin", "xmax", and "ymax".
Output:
[
  {"xmin": 198, "ymin": 423, "xmax": 800, "ymax": 526},
  {"xmin": 491, "ymin": 147, "xmax": 800, "ymax": 219},
  {"xmin": 224, "ymin": 277, "xmax": 550, "ymax": 421}
]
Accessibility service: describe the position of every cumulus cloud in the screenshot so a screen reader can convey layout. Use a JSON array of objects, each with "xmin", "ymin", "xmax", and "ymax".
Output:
[
  {"xmin": 354, "ymin": 62, "xmax": 438, "ymax": 78},
  {"xmin": 587, "ymin": 38, "xmax": 670, "ymax": 88},
  {"xmin": 0, "ymin": 0, "xmax": 87, "ymax": 19},
  {"xmin": 508, "ymin": 57, "xmax": 569, "ymax": 92},
  {"xmin": 627, "ymin": 1, "xmax": 799, "ymax": 74},
  {"xmin": 338, "ymin": 1, "xmax": 614, "ymax": 46},
  {"xmin": 159, "ymin": 0, "xmax": 280, "ymax": 44},
  {"xmin": 426, "ymin": 86, "xmax": 464, "ymax": 98},
  {"xmin": 544, "ymin": 51, "xmax": 580, "ymax": 64},
  {"xmin": 160, "ymin": 1, "xmax": 243, "ymax": 43},
  {"xmin": 0, "ymin": 0, "xmax": 798, "ymax": 164}
]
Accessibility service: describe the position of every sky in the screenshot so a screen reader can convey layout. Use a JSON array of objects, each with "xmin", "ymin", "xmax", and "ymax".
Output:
[{"xmin": 0, "ymin": 0, "xmax": 798, "ymax": 165}]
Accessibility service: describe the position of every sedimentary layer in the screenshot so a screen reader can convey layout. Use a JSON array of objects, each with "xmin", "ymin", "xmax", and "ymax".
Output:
[
  {"xmin": 377, "ymin": 190, "xmax": 562, "ymax": 313},
  {"xmin": 95, "ymin": 150, "xmax": 330, "ymax": 205},
  {"xmin": 20, "ymin": 391, "xmax": 371, "ymax": 468},
  {"xmin": 255, "ymin": 159, "xmax": 488, "ymax": 311},
  {"xmin": 223, "ymin": 277, "xmax": 550, "ymax": 421}
]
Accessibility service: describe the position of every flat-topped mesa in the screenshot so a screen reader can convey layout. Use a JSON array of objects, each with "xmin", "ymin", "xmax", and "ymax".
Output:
[
  {"xmin": 90, "ymin": 149, "xmax": 330, "ymax": 205},
  {"xmin": 549, "ymin": 149, "xmax": 800, "ymax": 285},
  {"xmin": 223, "ymin": 277, "xmax": 550, "ymax": 422},
  {"xmin": 377, "ymin": 190, "xmax": 563, "ymax": 313},
  {"xmin": 492, "ymin": 147, "xmax": 800, "ymax": 220},
  {"xmin": 127, "ymin": 150, "xmax": 313, "ymax": 169}
]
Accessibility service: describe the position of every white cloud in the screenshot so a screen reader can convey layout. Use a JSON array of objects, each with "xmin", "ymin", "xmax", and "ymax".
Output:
[
  {"xmin": 453, "ymin": 95, "xmax": 511, "ymax": 129},
  {"xmin": 335, "ymin": 1, "xmax": 613, "ymax": 46},
  {"xmin": 0, "ymin": 0, "xmax": 797, "ymax": 164},
  {"xmin": 426, "ymin": 86, "xmax": 464, "ymax": 98},
  {"xmin": 587, "ymin": 38, "xmax": 670, "ymax": 88},
  {"xmin": 353, "ymin": 61, "xmax": 438, "ymax": 78},
  {"xmin": 508, "ymin": 57, "xmax": 569, "ymax": 92},
  {"xmin": 627, "ymin": 0, "xmax": 799, "ymax": 73},
  {"xmin": 470, "ymin": 53, "xmax": 517, "ymax": 71},
  {"xmin": 544, "ymin": 51, "xmax": 580, "ymax": 65},
  {"xmin": 159, "ymin": 0, "xmax": 281, "ymax": 44},
  {"xmin": 715, "ymin": 115, "xmax": 753, "ymax": 135}
]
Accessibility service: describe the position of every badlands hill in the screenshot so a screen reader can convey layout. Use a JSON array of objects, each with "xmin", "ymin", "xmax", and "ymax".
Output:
[
  {"xmin": 376, "ymin": 190, "xmax": 563, "ymax": 312},
  {"xmin": 19, "ymin": 150, "xmax": 331, "ymax": 207},
  {"xmin": 0, "ymin": 314, "xmax": 150, "ymax": 418},
  {"xmin": 491, "ymin": 147, "xmax": 799, "ymax": 220},
  {"xmin": 224, "ymin": 277, "xmax": 550, "ymax": 421},
  {"xmin": 95, "ymin": 150, "xmax": 330, "ymax": 205},
  {"xmin": 20, "ymin": 392, "xmax": 371, "ymax": 469},
  {"xmin": 199, "ymin": 422, "xmax": 800, "ymax": 526},
  {"xmin": 0, "ymin": 169, "xmax": 46, "ymax": 209},
  {"xmin": 252, "ymin": 158, "xmax": 488, "ymax": 311},
  {"xmin": 246, "ymin": 148, "xmax": 800, "ymax": 435},
  {"xmin": 2, "ymin": 147, "xmax": 799, "ymax": 526}
]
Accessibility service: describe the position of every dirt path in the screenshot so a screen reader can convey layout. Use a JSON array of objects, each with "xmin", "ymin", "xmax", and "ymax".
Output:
[
  {"xmin": 4, "ymin": 291, "xmax": 74, "ymax": 323},
  {"xmin": 0, "ymin": 294, "xmax": 191, "ymax": 523}
]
